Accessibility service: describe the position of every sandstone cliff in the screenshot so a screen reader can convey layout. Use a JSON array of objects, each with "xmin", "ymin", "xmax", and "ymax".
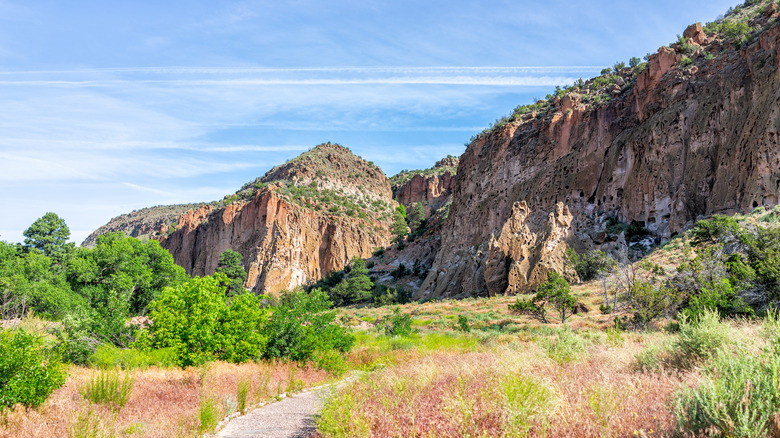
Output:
[
  {"xmin": 159, "ymin": 143, "xmax": 395, "ymax": 295},
  {"xmin": 392, "ymin": 156, "xmax": 458, "ymax": 216},
  {"xmin": 420, "ymin": 7, "xmax": 780, "ymax": 299}
]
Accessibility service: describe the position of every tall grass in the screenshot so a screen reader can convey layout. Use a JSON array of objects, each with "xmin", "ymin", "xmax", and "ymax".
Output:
[
  {"xmin": 237, "ymin": 377, "xmax": 250, "ymax": 414},
  {"xmin": 198, "ymin": 395, "xmax": 220, "ymax": 434},
  {"xmin": 80, "ymin": 369, "xmax": 135, "ymax": 410}
]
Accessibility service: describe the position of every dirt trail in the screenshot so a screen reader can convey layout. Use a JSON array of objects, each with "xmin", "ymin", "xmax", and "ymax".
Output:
[{"xmin": 215, "ymin": 375, "xmax": 355, "ymax": 438}]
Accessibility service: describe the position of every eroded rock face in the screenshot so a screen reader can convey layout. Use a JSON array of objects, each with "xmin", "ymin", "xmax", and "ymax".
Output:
[
  {"xmin": 161, "ymin": 189, "xmax": 390, "ymax": 296},
  {"xmin": 417, "ymin": 202, "xmax": 574, "ymax": 299},
  {"xmin": 420, "ymin": 20, "xmax": 780, "ymax": 299},
  {"xmin": 394, "ymin": 172, "xmax": 456, "ymax": 215}
]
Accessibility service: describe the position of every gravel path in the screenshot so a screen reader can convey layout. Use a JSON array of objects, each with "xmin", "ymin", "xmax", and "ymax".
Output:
[{"xmin": 215, "ymin": 376, "xmax": 353, "ymax": 438}]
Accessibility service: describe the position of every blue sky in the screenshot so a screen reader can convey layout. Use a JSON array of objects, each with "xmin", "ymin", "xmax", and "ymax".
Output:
[{"xmin": 0, "ymin": 0, "xmax": 738, "ymax": 245}]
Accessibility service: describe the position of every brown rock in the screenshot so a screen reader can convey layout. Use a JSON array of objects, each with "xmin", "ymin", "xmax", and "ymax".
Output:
[
  {"xmin": 683, "ymin": 22, "xmax": 705, "ymax": 45},
  {"xmin": 419, "ymin": 21, "xmax": 780, "ymax": 300}
]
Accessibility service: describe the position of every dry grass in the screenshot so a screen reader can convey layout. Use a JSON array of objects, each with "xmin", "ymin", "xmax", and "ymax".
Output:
[
  {"xmin": 0, "ymin": 360, "xmax": 332, "ymax": 438},
  {"xmin": 319, "ymin": 333, "xmax": 690, "ymax": 437}
]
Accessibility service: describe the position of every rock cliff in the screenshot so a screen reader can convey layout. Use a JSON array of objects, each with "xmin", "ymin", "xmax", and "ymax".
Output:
[
  {"xmin": 392, "ymin": 157, "xmax": 458, "ymax": 216},
  {"xmin": 157, "ymin": 143, "xmax": 394, "ymax": 295},
  {"xmin": 81, "ymin": 203, "xmax": 205, "ymax": 248},
  {"xmin": 420, "ymin": 9, "xmax": 780, "ymax": 299}
]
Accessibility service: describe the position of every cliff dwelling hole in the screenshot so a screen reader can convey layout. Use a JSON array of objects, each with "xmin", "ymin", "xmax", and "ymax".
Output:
[
  {"xmin": 753, "ymin": 201, "xmax": 759, "ymax": 208},
  {"xmin": 579, "ymin": 191, "xmax": 584, "ymax": 198},
  {"xmin": 587, "ymin": 195, "xmax": 596, "ymax": 204},
  {"xmin": 648, "ymin": 217, "xmax": 656, "ymax": 223}
]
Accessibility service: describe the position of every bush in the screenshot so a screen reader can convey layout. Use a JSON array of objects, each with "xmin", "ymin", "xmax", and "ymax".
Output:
[
  {"xmin": 89, "ymin": 345, "xmax": 177, "ymax": 369},
  {"xmin": 567, "ymin": 249, "xmax": 616, "ymax": 281},
  {"xmin": 382, "ymin": 307, "xmax": 413, "ymax": 336},
  {"xmin": 81, "ymin": 369, "xmax": 135, "ymax": 410},
  {"xmin": 542, "ymin": 328, "xmax": 587, "ymax": 364},
  {"xmin": 671, "ymin": 309, "xmax": 729, "ymax": 369},
  {"xmin": 0, "ymin": 329, "xmax": 67, "ymax": 408},
  {"xmin": 144, "ymin": 274, "xmax": 269, "ymax": 366},
  {"xmin": 509, "ymin": 272, "xmax": 576, "ymax": 324},
  {"xmin": 263, "ymin": 288, "xmax": 354, "ymax": 361},
  {"xmin": 675, "ymin": 351, "xmax": 780, "ymax": 437}
]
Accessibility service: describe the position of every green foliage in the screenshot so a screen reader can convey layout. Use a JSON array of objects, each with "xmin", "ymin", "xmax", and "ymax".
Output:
[
  {"xmin": 372, "ymin": 284, "xmax": 411, "ymax": 306},
  {"xmin": 89, "ymin": 345, "xmax": 177, "ymax": 369},
  {"xmin": 456, "ymin": 314, "xmax": 470, "ymax": 333},
  {"xmin": 542, "ymin": 328, "xmax": 587, "ymax": 364},
  {"xmin": 145, "ymin": 274, "xmax": 269, "ymax": 366},
  {"xmin": 237, "ymin": 377, "xmax": 250, "ymax": 414},
  {"xmin": 382, "ymin": 307, "xmax": 413, "ymax": 336},
  {"xmin": 613, "ymin": 61, "xmax": 626, "ymax": 71},
  {"xmin": 566, "ymin": 249, "xmax": 616, "ymax": 281},
  {"xmin": 680, "ymin": 56, "xmax": 693, "ymax": 67},
  {"xmin": 391, "ymin": 206, "xmax": 408, "ymax": 241},
  {"xmin": 81, "ymin": 369, "xmax": 135, "ymax": 410},
  {"xmin": 215, "ymin": 249, "xmax": 247, "ymax": 297},
  {"xmin": 600, "ymin": 67, "xmax": 612, "ymax": 75},
  {"xmin": 407, "ymin": 202, "xmax": 425, "ymax": 232},
  {"xmin": 691, "ymin": 215, "xmax": 743, "ymax": 245},
  {"xmin": 23, "ymin": 212, "xmax": 73, "ymax": 260},
  {"xmin": 0, "ymin": 329, "xmax": 67, "ymax": 408},
  {"xmin": 198, "ymin": 394, "xmax": 220, "ymax": 434},
  {"xmin": 672, "ymin": 309, "xmax": 729, "ymax": 369},
  {"xmin": 67, "ymin": 232, "xmax": 187, "ymax": 317},
  {"xmin": 262, "ymin": 288, "xmax": 354, "ymax": 361},
  {"xmin": 628, "ymin": 57, "xmax": 641, "ymax": 68},
  {"xmin": 675, "ymin": 323, "xmax": 780, "ymax": 438},
  {"xmin": 328, "ymin": 258, "xmax": 374, "ymax": 306},
  {"xmin": 509, "ymin": 272, "xmax": 576, "ymax": 324},
  {"xmin": 627, "ymin": 280, "xmax": 683, "ymax": 328},
  {"xmin": 0, "ymin": 241, "xmax": 80, "ymax": 320}
]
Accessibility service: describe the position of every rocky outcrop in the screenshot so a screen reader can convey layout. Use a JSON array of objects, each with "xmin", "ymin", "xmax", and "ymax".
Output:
[
  {"xmin": 417, "ymin": 202, "xmax": 575, "ymax": 299},
  {"xmin": 81, "ymin": 203, "xmax": 205, "ymax": 247},
  {"xmin": 161, "ymin": 188, "xmax": 390, "ymax": 295},
  {"xmin": 420, "ymin": 16, "xmax": 780, "ymax": 299},
  {"xmin": 392, "ymin": 156, "xmax": 458, "ymax": 217}
]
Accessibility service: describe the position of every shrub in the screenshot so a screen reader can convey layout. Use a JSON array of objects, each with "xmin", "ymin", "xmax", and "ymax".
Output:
[
  {"xmin": 671, "ymin": 309, "xmax": 729, "ymax": 369},
  {"xmin": 198, "ymin": 394, "xmax": 220, "ymax": 433},
  {"xmin": 144, "ymin": 274, "xmax": 269, "ymax": 366},
  {"xmin": 509, "ymin": 272, "xmax": 576, "ymax": 324},
  {"xmin": 328, "ymin": 258, "xmax": 373, "ymax": 306},
  {"xmin": 542, "ymin": 328, "xmax": 587, "ymax": 364},
  {"xmin": 89, "ymin": 345, "xmax": 177, "ymax": 369},
  {"xmin": 456, "ymin": 315, "xmax": 470, "ymax": 333},
  {"xmin": 81, "ymin": 369, "xmax": 135, "ymax": 410},
  {"xmin": 567, "ymin": 249, "xmax": 616, "ymax": 281},
  {"xmin": 382, "ymin": 307, "xmax": 413, "ymax": 336},
  {"xmin": 237, "ymin": 377, "xmax": 250, "ymax": 414},
  {"xmin": 675, "ymin": 351, "xmax": 780, "ymax": 437},
  {"xmin": 680, "ymin": 56, "xmax": 693, "ymax": 67},
  {"xmin": 627, "ymin": 280, "xmax": 683, "ymax": 328},
  {"xmin": 263, "ymin": 288, "xmax": 354, "ymax": 361},
  {"xmin": 0, "ymin": 329, "xmax": 67, "ymax": 408}
]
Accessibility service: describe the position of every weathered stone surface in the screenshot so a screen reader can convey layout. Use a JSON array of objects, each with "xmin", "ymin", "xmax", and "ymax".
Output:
[
  {"xmin": 683, "ymin": 22, "xmax": 705, "ymax": 45},
  {"xmin": 420, "ymin": 20, "xmax": 780, "ymax": 299},
  {"xmin": 161, "ymin": 189, "xmax": 391, "ymax": 296},
  {"xmin": 81, "ymin": 203, "xmax": 206, "ymax": 247}
]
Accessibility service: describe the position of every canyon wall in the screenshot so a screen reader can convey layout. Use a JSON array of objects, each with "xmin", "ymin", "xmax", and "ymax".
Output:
[{"xmin": 419, "ymin": 18, "xmax": 780, "ymax": 299}]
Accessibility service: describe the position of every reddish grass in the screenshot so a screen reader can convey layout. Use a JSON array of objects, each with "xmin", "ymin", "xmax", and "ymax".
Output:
[
  {"xmin": 0, "ymin": 361, "xmax": 332, "ymax": 438},
  {"xmin": 319, "ymin": 340, "xmax": 687, "ymax": 437}
]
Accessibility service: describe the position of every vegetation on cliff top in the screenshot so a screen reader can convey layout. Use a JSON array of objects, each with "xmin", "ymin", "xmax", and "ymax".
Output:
[
  {"xmin": 468, "ymin": 0, "xmax": 779, "ymax": 145},
  {"xmin": 389, "ymin": 155, "xmax": 459, "ymax": 191}
]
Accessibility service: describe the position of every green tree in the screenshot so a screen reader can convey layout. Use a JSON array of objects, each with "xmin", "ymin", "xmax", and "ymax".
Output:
[
  {"xmin": 407, "ymin": 202, "xmax": 425, "ymax": 232},
  {"xmin": 329, "ymin": 258, "xmax": 373, "ymax": 306},
  {"xmin": 263, "ymin": 288, "xmax": 354, "ymax": 361},
  {"xmin": 629, "ymin": 56, "xmax": 641, "ymax": 68},
  {"xmin": 0, "ymin": 242, "xmax": 79, "ymax": 320},
  {"xmin": 215, "ymin": 249, "xmax": 247, "ymax": 297},
  {"xmin": 23, "ymin": 212, "xmax": 73, "ymax": 260},
  {"xmin": 509, "ymin": 272, "xmax": 577, "ymax": 324},
  {"xmin": 143, "ymin": 273, "xmax": 269, "ymax": 366},
  {"xmin": 391, "ymin": 205, "xmax": 408, "ymax": 242}
]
